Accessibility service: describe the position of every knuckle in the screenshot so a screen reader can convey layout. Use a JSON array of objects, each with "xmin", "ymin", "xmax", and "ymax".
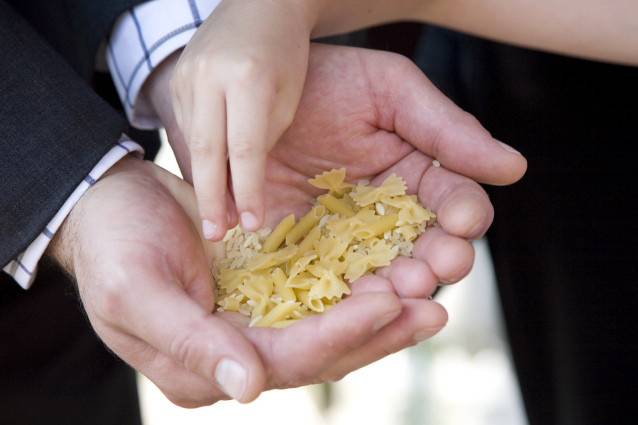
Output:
[
  {"xmin": 167, "ymin": 321, "xmax": 218, "ymax": 376},
  {"xmin": 180, "ymin": 56, "xmax": 212, "ymax": 79},
  {"xmin": 193, "ymin": 56, "xmax": 211, "ymax": 75},
  {"xmin": 168, "ymin": 325, "xmax": 202, "ymax": 370},
  {"xmin": 228, "ymin": 140, "xmax": 261, "ymax": 160},
  {"xmin": 461, "ymin": 110, "xmax": 481, "ymax": 127},
  {"xmin": 231, "ymin": 56, "xmax": 263, "ymax": 82},
  {"xmin": 318, "ymin": 318, "xmax": 365, "ymax": 352},
  {"xmin": 199, "ymin": 191, "xmax": 224, "ymax": 210},
  {"xmin": 426, "ymin": 122, "xmax": 446, "ymax": 160},
  {"xmin": 189, "ymin": 137, "xmax": 213, "ymax": 156},
  {"xmin": 460, "ymin": 110, "xmax": 486, "ymax": 134},
  {"xmin": 231, "ymin": 187, "xmax": 261, "ymax": 212},
  {"xmin": 197, "ymin": 191, "xmax": 224, "ymax": 211},
  {"xmin": 386, "ymin": 51, "xmax": 417, "ymax": 75}
]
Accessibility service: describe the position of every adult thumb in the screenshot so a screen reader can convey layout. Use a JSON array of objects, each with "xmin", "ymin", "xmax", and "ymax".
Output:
[
  {"xmin": 381, "ymin": 53, "xmax": 527, "ymax": 185},
  {"xmin": 119, "ymin": 268, "xmax": 267, "ymax": 402}
]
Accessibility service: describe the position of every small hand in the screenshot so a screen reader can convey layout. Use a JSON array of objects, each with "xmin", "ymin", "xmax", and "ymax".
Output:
[{"xmin": 167, "ymin": 0, "xmax": 315, "ymax": 240}]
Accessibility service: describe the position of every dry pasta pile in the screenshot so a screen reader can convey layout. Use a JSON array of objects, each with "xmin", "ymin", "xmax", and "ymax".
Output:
[{"xmin": 213, "ymin": 169, "xmax": 436, "ymax": 328}]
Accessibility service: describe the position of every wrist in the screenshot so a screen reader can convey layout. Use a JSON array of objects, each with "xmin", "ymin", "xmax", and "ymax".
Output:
[
  {"xmin": 144, "ymin": 49, "xmax": 182, "ymax": 126},
  {"xmin": 49, "ymin": 200, "xmax": 80, "ymax": 276},
  {"xmin": 49, "ymin": 156, "xmax": 143, "ymax": 276}
]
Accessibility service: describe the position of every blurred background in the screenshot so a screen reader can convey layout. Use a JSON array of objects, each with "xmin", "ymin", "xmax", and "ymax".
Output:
[{"xmin": 142, "ymin": 137, "xmax": 529, "ymax": 425}]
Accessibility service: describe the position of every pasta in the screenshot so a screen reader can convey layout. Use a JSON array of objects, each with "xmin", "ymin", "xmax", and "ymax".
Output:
[
  {"xmin": 308, "ymin": 168, "xmax": 353, "ymax": 195},
  {"xmin": 262, "ymin": 213, "xmax": 295, "ymax": 253},
  {"xmin": 350, "ymin": 175, "xmax": 407, "ymax": 206},
  {"xmin": 318, "ymin": 194, "xmax": 355, "ymax": 217},
  {"xmin": 213, "ymin": 168, "xmax": 436, "ymax": 328},
  {"xmin": 285, "ymin": 205, "xmax": 326, "ymax": 245}
]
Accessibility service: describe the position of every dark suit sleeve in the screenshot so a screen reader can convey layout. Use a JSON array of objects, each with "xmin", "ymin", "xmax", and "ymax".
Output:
[
  {"xmin": 6, "ymin": 0, "xmax": 146, "ymax": 79},
  {"xmin": 0, "ymin": 0, "xmax": 129, "ymax": 264}
]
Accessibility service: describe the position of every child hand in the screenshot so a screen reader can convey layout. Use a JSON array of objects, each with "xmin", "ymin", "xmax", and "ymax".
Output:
[{"xmin": 170, "ymin": 0, "xmax": 316, "ymax": 240}]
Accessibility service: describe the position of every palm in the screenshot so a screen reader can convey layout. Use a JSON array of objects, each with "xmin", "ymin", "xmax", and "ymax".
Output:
[
  {"xmin": 76, "ymin": 161, "xmax": 209, "ymax": 304},
  {"xmin": 73, "ymin": 159, "xmax": 216, "ymax": 344},
  {"xmin": 264, "ymin": 44, "xmax": 423, "ymax": 224}
]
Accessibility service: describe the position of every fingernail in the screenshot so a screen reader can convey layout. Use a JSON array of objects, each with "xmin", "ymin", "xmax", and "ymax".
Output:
[
  {"xmin": 202, "ymin": 219, "xmax": 218, "ymax": 240},
  {"xmin": 241, "ymin": 212, "xmax": 259, "ymax": 231},
  {"xmin": 215, "ymin": 358, "xmax": 247, "ymax": 400},
  {"xmin": 497, "ymin": 141, "xmax": 521, "ymax": 155},
  {"xmin": 373, "ymin": 309, "xmax": 401, "ymax": 332}
]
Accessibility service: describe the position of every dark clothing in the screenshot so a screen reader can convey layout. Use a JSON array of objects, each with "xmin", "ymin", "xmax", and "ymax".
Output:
[
  {"xmin": 0, "ymin": 0, "xmax": 156, "ymax": 263},
  {"xmin": 0, "ymin": 261, "xmax": 141, "ymax": 425},
  {"xmin": 415, "ymin": 28, "xmax": 638, "ymax": 425},
  {"xmin": 329, "ymin": 23, "xmax": 638, "ymax": 425},
  {"xmin": 1, "ymin": 1, "xmax": 150, "ymax": 424},
  {"xmin": 0, "ymin": 0, "xmax": 127, "ymax": 263},
  {"xmin": 7, "ymin": 0, "xmax": 141, "ymax": 79}
]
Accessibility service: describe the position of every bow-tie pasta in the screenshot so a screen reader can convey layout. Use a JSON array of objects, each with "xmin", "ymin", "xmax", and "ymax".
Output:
[{"xmin": 214, "ymin": 169, "xmax": 436, "ymax": 328}]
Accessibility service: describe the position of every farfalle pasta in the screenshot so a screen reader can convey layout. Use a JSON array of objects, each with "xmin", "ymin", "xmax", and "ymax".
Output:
[{"xmin": 213, "ymin": 169, "xmax": 436, "ymax": 328}]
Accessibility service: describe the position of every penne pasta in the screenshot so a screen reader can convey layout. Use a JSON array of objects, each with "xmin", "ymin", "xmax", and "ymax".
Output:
[
  {"xmin": 296, "ymin": 290, "xmax": 325, "ymax": 312},
  {"xmin": 285, "ymin": 205, "xmax": 326, "ymax": 245},
  {"xmin": 247, "ymin": 245, "xmax": 298, "ymax": 271},
  {"xmin": 352, "ymin": 214, "xmax": 398, "ymax": 239},
  {"xmin": 297, "ymin": 225, "xmax": 321, "ymax": 256},
  {"xmin": 287, "ymin": 254, "xmax": 317, "ymax": 286},
  {"xmin": 214, "ymin": 169, "xmax": 435, "ymax": 327},
  {"xmin": 272, "ymin": 267, "xmax": 296, "ymax": 302},
  {"xmin": 271, "ymin": 319, "xmax": 299, "ymax": 329},
  {"xmin": 262, "ymin": 213, "xmax": 296, "ymax": 253},
  {"xmin": 255, "ymin": 301, "xmax": 300, "ymax": 327}
]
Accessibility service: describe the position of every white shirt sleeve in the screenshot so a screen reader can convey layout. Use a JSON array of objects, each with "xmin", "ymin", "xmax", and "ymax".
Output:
[
  {"xmin": 106, "ymin": 0, "xmax": 221, "ymax": 129},
  {"xmin": 3, "ymin": 137, "xmax": 144, "ymax": 289}
]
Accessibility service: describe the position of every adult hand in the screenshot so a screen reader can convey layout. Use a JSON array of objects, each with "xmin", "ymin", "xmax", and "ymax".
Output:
[
  {"xmin": 134, "ymin": 43, "xmax": 528, "ymax": 404},
  {"xmin": 49, "ymin": 156, "xmax": 421, "ymax": 407},
  {"xmin": 148, "ymin": 42, "xmax": 526, "ymax": 295},
  {"xmin": 244, "ymin": 44, "xmax": 526, "ymax": 375},
  {"xmin": 50, "ymin": 157, "xmax": 263, "ymax": 406}
]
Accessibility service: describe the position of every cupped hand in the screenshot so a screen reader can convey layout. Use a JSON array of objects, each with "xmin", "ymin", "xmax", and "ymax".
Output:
[
  {"xmin": 265, "ymin": 43, "xmax": 526, "ymax": 290},
  {"xmin": 245, "ymin": 43, "xmax": 526, "ymax": 375},
  {"xmin": 142, "ymin": 43, "xmax": 527, "ymax": 399},
  {"xmin": 50, "ymin": 157, "xmax": 264, "ymax": 406},
  {"xmin": 152, "ymin": 42, "xmax": 526, "ymax": 297},
  {"xmin": 49, "ymin": 156, "xmax": 445, "ymax": 408}
]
